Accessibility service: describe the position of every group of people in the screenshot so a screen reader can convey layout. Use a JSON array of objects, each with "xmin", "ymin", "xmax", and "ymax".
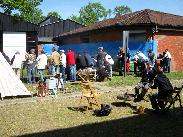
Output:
[
  {"xmin": 132, "ymin": 48, "xmax": 172, "ymax": 76},
  {"xmin": 133, "ymin": 50, "xmax": 173, "ymax": 113},
  {"xmin": 9, "ymin": 46, "xmax": 114, "ymax": 84},
  {"xmin": 95, "ymin": 47, "xmax": 114, "ymax": 81},
  {"xmin": 134, "ymin": 63, "xmax": 173, "ymax": 113},
  {"xmin": 157, "ymin": 49, "xmax": 172, "ymax": 73},
  {"xmin": 117, "ymin": 47, "xmax": 131, "ymax": 75},
  {"xmin": 5, "ymin": 46, "xmax": 175, "ymax": 112},
  {"xmin": 116, "ymin": 47, "xmax": 173, "ymax": 113}
]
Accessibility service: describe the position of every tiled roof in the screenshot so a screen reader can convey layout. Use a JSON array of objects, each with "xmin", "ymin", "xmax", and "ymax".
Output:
[{"xmin": 56, "ymin": 9, "xmax": 183, "ymax": 38}]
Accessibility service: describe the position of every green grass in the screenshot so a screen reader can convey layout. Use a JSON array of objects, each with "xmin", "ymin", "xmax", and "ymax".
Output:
[
  {"xmin": 24, "ymin": 71, "xmax": 183, "ymax": 93},
  {"xmin": 107, "ymin": 71, "xmax": 183, "ymax": 87},
  {"xmin": 0, "ymin": 90, "xmax": 183, "ymax": 137},
  {"xmin": 0, "ymin": 71, "xmax": 183, "ymax": 137},
  {"xmin": 107, "ymin": 75, "xmax": 140, "ymax": 87},
  {"xmin": 165, "ymin": 71, "xmax": 183, "ymax": 80}
]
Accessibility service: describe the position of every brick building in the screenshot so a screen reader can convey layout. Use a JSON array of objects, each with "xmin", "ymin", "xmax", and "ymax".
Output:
[{"xmin": 54, "ymin": 9, "xmax": 183, "ymax": 71}]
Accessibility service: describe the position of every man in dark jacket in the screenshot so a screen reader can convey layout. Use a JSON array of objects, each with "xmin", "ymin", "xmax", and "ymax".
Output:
[
  {"xmin": 117, "ymin": 47, "xmax": 125, "ymax": 76},
  {"xmin": 84, "ymin": 52, "xmax": 93, "ymax": 67},
  {"xmin": 76, "ymin": 53, "xmax": 87, "ymax": 70},
  {"xmin": 96, "ymin": 47, "xmax": 106, "ymax": 68},
  {"xmin": 150, "ymin": 65, "xmax": 173, "ymax": 112}
]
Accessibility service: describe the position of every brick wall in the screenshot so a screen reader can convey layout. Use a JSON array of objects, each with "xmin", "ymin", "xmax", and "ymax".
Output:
[{"xmin": 155, "ymin": 31, "xmax": 183, "ymax": 71}]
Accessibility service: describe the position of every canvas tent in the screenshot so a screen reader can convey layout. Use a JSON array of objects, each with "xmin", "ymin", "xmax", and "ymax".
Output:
[{"xmin": 0, "ymin": 52, "xmax": 31, "ymax": 99}]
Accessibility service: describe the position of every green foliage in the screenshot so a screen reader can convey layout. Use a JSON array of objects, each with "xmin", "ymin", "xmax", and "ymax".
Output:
[
  {"xmin": 47, "ymin": 11, "xmax": 61, "ymax": 18},
  {"xmin": 113, "ymin": 5, "xmax": 132, "ymax": 17},
  {"xmin": 70, "ymin": 14, "xmax": 82, "ymax": 24},
  {"xmin": 20, "ymin": 7, "xmax": 45, "ymax": 24},
  {"xmin": 0, "ymin": 0, "xmax": 44, "ymax": 24},
  {"xmin": 70, "ymin": 3, "xmax": 132, "ymax": 25},
  {"xmin": 70, "ymin": 2, "xmax": 107, "ymax": 26}
]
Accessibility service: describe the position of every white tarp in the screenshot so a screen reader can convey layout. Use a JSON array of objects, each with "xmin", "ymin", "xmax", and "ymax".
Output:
[
  {"xmin": 0, "ymin": 52, "xmax": 31, "ymax": 98},
  {"xmin": 3, "ymin": 32, "xmax": 26, "ymax": 61}
]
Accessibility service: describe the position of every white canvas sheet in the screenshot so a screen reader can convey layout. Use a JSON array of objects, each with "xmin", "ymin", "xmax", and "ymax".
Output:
[{"xmin": 0, "ymin": 52, "xmax": 31, "ymax": 98}]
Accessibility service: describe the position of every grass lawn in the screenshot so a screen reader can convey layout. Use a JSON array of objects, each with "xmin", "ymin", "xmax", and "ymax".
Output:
[{"xmin": 0, "ymin": 72, "xmax": 183, "ymax": 137}]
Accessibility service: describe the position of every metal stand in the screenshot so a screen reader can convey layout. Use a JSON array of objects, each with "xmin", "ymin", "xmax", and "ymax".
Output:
[{"xmin": 55, "ymin": 74, "xmax": 64, "ymax": 92}]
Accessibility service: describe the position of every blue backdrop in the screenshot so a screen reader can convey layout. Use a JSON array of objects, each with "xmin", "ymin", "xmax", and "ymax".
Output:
[{"xmin": 42, "ymin": 40, "xmax": 157, "ymax": 60}]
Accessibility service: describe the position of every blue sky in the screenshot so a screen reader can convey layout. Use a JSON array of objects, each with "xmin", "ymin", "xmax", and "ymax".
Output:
[{"xmin": 39, "ymin": 0, "xmax": 183, "ymax": 19}]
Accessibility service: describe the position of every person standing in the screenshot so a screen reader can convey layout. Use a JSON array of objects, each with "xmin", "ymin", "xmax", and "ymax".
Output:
[
  {"xmin": 133, "ymin": 52, "xmax": 139, "ymax": 75},
  {"xmin": 117, "ymin": 47, "xmax": 125, "ymax": 76},
  {"xmin": 147, "ymin": 49, "xmax": 156, "ymax": 66},
  {"xmin": 36, "ymin": 51, "xmax": 47, "ymax": 82},
  {"xmin": 11, "ymin": 51, "xmax": 23, "ymax": 78},
  {"xmin": 164, "ymin": 49, "xmax": 172, "ymax": 73},
  {"xmin": 104, "ymin": 53, "xmax": 114, "ymax": 79},
  {"xmin": 66, "ymin": 49, "xmax": 76, "ymax": 81},
  {"xmin": 126, "ymin": 52, "xmax": 131, "ymax": 75},
  {"xmin": 50, "ymin": 47, "xmax": 60, "ymax": 76},
  {"xmin": 76, "ymin": 53, "xmax": 87, "ymax": 70},
  {"xmin": 84, "ymin": 52, "xmax": 93, "ymax": 67},
  {"xmin": 59, "ymin": 50, "xmax": 66, "ymax": 82},
  {"xmin": 25, "ymin": 49, "xmax": 36, "ymax": 84},
  {"xmin": 96, "ymin": 47, "xmax": 106, "ymax": 68}
]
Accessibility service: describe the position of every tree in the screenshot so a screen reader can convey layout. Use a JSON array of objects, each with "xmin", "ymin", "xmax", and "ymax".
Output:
[
  {"xmin": 113, "ymin": 5, "xmax": 132, "ymax": 17},
  {"xmin": 70, "ymin": 15, "xmax": 81, "ymax": 23},
  {"xmin": 70, "ymin": 2, "xmax": 108, "ymax": 26},
  {"xmin": 0, "ymin": 0, "xmax": 44, "ymax": 24},
  {"xmin": 107, "ymin": 9, "xmax": 112, "ymax": 19},
  {"xmin": 20, "ymin": 8, "xmax": 46, "ymax": 24},
  {"xmin": 47, "ymin": 11, "xmax": 61, "ymax": 18}
]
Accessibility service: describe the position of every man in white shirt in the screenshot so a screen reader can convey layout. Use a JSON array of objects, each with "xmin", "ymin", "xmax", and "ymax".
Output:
[
  {"xmin": 164, "ymin": 49, "xmax": 172, "ymax": 72},
  {"xmin": 59, "ymin": 50, "xmax": 66, "ymax": 81},
  {"xmin": 133, "ymin": 52, "xmax": 139, "ymax": 75},
  {"xmin": 137, "ymin": 51, "xmax": 149, "ymax": 61},
  {"xmin": 36, "ymin": 51, "xmax": 48, "ymax": 82},
  {"xmin": 104, "ymin": 53, "xmax": 114, "ymax": 78}
]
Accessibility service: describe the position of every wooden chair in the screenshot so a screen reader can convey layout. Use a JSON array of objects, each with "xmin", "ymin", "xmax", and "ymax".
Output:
[
  {"xmin": 158, "ymin": 85, "xmax": 183, "ymax": 112},
  {"xmin": 77, "ymin": 73, "xmax": 100, "ymax": 110}
]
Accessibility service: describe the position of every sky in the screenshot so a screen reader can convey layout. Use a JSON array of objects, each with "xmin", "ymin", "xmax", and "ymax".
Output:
[{"xmin": 39, "ymin": 0, "xmax": 183, "ymax": 19}]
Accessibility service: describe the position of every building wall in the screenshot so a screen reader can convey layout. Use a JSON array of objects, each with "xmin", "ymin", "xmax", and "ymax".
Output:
[
  {"xmin": 60, "ymin": 28, "xmax": 183, "ymax": 71},
  {"xmin": 155, "ymin": 31, "xmax": 183, "ymax": 71},
  {"xmin": 62, "ymin": 29, "xmax": 146, "ymax": 44},
  {"xmin": 90, "ymin": 29, "xmax": 122, "ymax": 42},
  {"xmin": 62, "ymin": 36, "xmax": 81, "ymax": 45}
]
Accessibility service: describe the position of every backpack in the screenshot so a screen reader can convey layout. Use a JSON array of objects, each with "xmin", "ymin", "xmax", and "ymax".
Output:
[{"xmin": 94, "ymin": 104, "xmax": 112, "ymax": 116}]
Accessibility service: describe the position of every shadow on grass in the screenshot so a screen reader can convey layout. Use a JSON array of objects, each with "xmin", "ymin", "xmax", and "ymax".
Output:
[
  {"xmin": 111, "ymin": 101, "xmax": 137, "ymax": 111},
  {"xmin": 17, "ymin": 108, "xmax": 183, "ymax": 137},
  {"xmin": 67, "ymin": 106, "xmax": 88, "ymax": 113}
]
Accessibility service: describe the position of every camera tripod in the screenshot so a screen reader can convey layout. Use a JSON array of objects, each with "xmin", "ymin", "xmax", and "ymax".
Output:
[{"xmin": 55, "ymin": 74, "xmax": 64, "ymax": 91}]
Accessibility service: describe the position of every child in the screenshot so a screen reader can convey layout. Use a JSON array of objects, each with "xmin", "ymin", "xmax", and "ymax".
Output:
[{"xmin": 37, "ymin": 81, "xmax": 48, "ymax": 97}]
